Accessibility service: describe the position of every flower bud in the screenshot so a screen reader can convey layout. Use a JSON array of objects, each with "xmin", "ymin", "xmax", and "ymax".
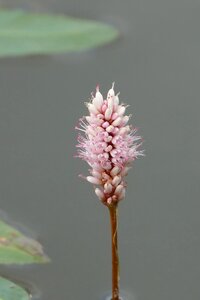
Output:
[
  {"xmin": 105, "ymin": 108, "xmax": 113, "ymax": 120},
  {"xmin": 110, "ymin": 166, "xmax": 121, "ymax": 177},
  {"xmin": 121, "ymin": 115, "xmax": 129, "ymax": 126},
  {"xmin": 87, "ymin": 103, "xmax": 99, "ymax": 115},
  {"xmin": 121, "ymin": 167, "xmax": 131, "ymax": 176},
  {"xmin": 104, "ymin": 183, "xmax": 113, "ymax": 193},
  {"xmin": 106, "ymin": 125, "xmax": 114, "ymax": 133},
  {"xmin": 117, "ymin": 105, "xmax": 126, "ymax": 116},
  {"xmin": 118, "ymin": 188, "xmax": 126, "ymax": 200},
  {"xmin": 115, "ymin": 184, "xmax": 124, "ymax": 195},
  {"xmin": 93, "ymin": 89, "xmax": 104, "ymax": 110},
  {"xmin": 107, "ymin": 82, "xmax": 115, "ymax": 99},
  {"xmin": 107, "ymin": 197, "xmax": 112, "ymax": 205},
  {"xmin": 91, "ymin": 170, "xmax": 102, "ymax": 179},
  {"xmin": 112, "ymin": 117, "xmax": 122, "ymax": 127},
  {"xmin": 87, "ymin": 176, "xmax": 102, "ymax": 185},
  {"xmin": 95, "ymin": 188, "xmax": 105, "ymax": 201},
  {"xmin": 113, "ymin": 93, "xmax": 119, "ymax": 109},
  {"xmin": 112, "ymin": 176, "xmax": 121, "ymax": 187}
]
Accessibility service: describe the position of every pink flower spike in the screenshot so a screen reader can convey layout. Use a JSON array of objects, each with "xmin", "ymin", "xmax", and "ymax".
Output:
[{"xmin": 76, "ymin": 84, "xmax": 144, "ymax": 206}]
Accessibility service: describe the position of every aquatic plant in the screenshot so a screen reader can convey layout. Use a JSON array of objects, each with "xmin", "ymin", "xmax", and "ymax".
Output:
[
  {"xmin": 76, "ymin": 83, "xmax": 144, "ymax": 300},
  {"xmin": 0, "ymin": 10, "xmax": 118, "ymax": 57}
]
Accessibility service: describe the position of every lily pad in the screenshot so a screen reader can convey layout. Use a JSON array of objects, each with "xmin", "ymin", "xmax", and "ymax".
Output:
[
  {"xmin": 0, "ymin": 277, "xmax": 29, "ymax": 300},
  {"xmin": 0, "ymin": 220, "xmax": 49, "ymax": 264},
  {"xmin": 0, "ymin": 9, "xmax": 118, "ymax": 57}
]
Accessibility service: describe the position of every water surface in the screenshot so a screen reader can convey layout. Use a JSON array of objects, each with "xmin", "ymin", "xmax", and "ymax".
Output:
[{"xmin": 0, "ymin": 0, "xmax": 200, "ymax": 299}]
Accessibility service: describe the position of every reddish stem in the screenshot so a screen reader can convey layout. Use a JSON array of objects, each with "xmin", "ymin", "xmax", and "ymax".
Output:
[{"xmin": 109, "ymin": 204, "xmax": 120, "ymax": 300}]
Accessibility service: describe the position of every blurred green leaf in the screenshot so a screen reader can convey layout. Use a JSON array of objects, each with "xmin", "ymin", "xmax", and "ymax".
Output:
[
  {"xmin": 0, "ymin": 277, "xmax": 29, "ymax": 300},
  {"xmin": 0, "ymin": 9, "xmax": 118, "ymax": 57},
  {"xmin": 0, "ymin": 220, "xmax": 49, "ymax": 264}
]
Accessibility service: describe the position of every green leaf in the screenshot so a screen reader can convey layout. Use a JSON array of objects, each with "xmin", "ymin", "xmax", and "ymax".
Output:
[
  {"xmin": 0, "ymin": 277, "xmax": 29, "ymax": 300},
  {"xmin": 0, "ymin": 220, "xmax": 49, "ymax": 264},
  {"xmin": 0, "ymin": 9, "xmax": 118, "ymax": 57}
]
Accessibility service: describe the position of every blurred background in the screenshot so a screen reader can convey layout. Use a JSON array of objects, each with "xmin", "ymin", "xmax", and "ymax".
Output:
[{"xmin": 0, "ymin": 0, "xmax": 200, "ymax": 299}]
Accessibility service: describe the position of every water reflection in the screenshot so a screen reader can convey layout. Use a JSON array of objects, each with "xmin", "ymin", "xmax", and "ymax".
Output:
[{"xmin": 101, "ymin": 290, "xmax": 135, "ymax": 300}]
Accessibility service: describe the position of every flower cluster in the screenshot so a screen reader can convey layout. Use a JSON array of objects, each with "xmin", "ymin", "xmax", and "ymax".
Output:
[{"xmin": 76, "ymin": 84, "xmax": 144, "ymax": 206}]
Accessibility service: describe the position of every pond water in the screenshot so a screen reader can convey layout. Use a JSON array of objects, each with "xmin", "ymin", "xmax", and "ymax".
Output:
[{"xmin": 0, "ymin": 0, "xmax": 200, "ymax": 299}]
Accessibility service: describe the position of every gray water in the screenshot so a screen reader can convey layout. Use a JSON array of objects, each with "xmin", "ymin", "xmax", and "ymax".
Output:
[{"xmin": 0, "ymin": 0, "xmax": 200, "ymax": 299}]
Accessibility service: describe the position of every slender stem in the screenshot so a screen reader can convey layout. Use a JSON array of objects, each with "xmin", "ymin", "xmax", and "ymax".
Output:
[{"xmin": 109, "ymin": 204, "xmax": 120, "ymax": 300}]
